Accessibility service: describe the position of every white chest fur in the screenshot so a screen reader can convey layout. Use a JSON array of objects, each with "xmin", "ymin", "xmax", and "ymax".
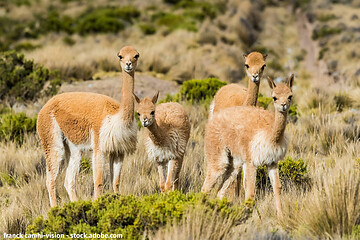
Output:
[
  {"xmin": 250, "ymin": 131, "xmax": 288, "ymax": 167},
  {"xmin": 144, "ymin": 129, "xmax": 183, "ymax": 163},
  {"xmin": 99, "ymin": 113, "xmax": 137, "ymax": 154}
]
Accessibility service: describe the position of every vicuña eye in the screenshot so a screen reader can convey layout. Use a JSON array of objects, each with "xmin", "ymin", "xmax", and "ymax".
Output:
[
  {"xmin": 137, "ymin": 112, "xmax": 140, "ymax": 116},
  {"xmin": 288, "ymin": 95, "xmax": 293, "ymax": 101},
  {"xmin": 244, "ymin": 64, "xmax": 250, "ymax": 69},
  {"xmin": 273, "ymin": 97, "xmax": 277, "ymax": 101},
  {"xmin": 118, "ymin": 55, "xmax": 123, "ymax": 60},
  {"xmin": 134, "ymin": 54, "xmax": 139, "ymax": 60},
  {"xmin": 150, "ymin": 111, "xmax": 155, "ymax": 115}
]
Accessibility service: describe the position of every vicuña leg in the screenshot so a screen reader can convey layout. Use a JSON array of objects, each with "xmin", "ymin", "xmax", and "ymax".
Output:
[
  {"xmin": 109, "ymin": 153, "xmax": 124, "ymax": 193},
  {"xmin": 157, "ymin": 164, "xmax": 167, "ymax": 193},
  {"xmin": 268, "ymin": 163, "xmax": 283, "ymax": 218},
  {"xmin": 92, "ymin": 148, "xmax": 104, "ymax": 199},
  {"xmin": 165, "ymin": 158, "xmax": 182, "ymax": 191},
  {"xmin": 217, "ymin": 167, "xmax": 240, "ymax": 199},
  {"xmin": 244, "ymin": 161, "xmax": 256, "ymax": 200},
  {"xmin": 64, "ymin": 143, "xmax": 81, "ymax": 202},
  {"xmin": 45, "ymin": 128, "xmax": 65, "ymax": 207}
]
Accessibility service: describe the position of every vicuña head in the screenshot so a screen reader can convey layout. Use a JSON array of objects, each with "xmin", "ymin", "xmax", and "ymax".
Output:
[
  {"xmin": 244, "ymin": 51, "xmax": 267, "ymax": 83},
  {"xmin": 202, "ymin": 74, "xmax": 295, "ymax": 219},
  {"xmin": 134, "ymin": 92, "xmax": 158, "ymax": 128},
  {"xmin": 117, "ymin": 46, "xmax": 139, "ymax": 73}
]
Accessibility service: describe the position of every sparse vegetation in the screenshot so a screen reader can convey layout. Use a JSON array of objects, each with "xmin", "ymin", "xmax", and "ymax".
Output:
[
  {"xmin": 27, "ymin": 192, "xmax": 253, "ymax": 239},
  {"xmin": 0, "ymin": 112, "xmax": 37, "ymax": 144},
  {"xmin": 0, "ymin": 51, "xmax": 60, "ymax": 103},
  {"xmin": 312, "ymin": 25, "xmax": 342, "ymax": 40}
]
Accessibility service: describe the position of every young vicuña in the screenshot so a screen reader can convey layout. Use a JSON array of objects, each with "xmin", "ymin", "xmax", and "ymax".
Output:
[
  {"xmin": 37, "ymin": 46, "xmax": 140, "ymax": 206},
  {"xmin": 134, "ymin": 92, "xmax": 191, "ymax": 192},
  {"xmin": 210, "ymin": 51, "xmax": 267, "ymax": 198},
  {"xmin": 202, "ymin": 74, "xmax": 295, "ymax": 218}
]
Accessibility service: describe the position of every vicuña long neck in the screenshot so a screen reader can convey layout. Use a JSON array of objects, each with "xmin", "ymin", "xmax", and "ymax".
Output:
[
  {"xmin": 244, "ymin": 80, "xmax": 260, "ymax": 106},
  {"xmin": 120, "ymin": 71, "xmax": 135, "ymax": 124},
  {"xmin": 270, "ymin": 111, "xmax": 287, "ymax": 143},
  {"xmin": 147, "ymin": 121, "xmax": 166, "ymax": 146}
]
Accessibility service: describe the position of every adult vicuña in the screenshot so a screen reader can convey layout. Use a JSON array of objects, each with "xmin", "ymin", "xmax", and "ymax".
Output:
[
  {"xmin": 134, "ymin": 92, "xmax": 191, "ymax": 192},
  {"xmin": 37, "ymin": 46, "xmax": 139, "ymax": 207},
  {"xmin": 209, "ymin": 51, "xmax": 267, "ymax": 198},
  {"xmin": 202, "ymin": 74, "xmax": 295, "ymax": 218},
  {"xmin": 209, "ymin": 52, "xmax": 267, "ymax": 119}
]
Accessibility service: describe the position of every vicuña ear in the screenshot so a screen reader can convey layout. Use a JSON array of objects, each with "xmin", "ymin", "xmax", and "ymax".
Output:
[
  {"xmin": 263, "ymin": 53, "xmax": 268, "ymax": 60},
  {"xmin": 152, "ymin": 91, "xmax": 159, "ymax": 104},
  {"xmin": 287, "ymin": 74, "xmax": 294, "ymax": 89},
  {"xmin": 133, "ymin": 93, "xmax": 141, "ymax": 104},
  {"xmin": 267, "ymin": 76, "xmax": 276, "ymax": 89},
  {"xmin": 243, "ymin": 54, "xmax": 248, "ymax": 60}
]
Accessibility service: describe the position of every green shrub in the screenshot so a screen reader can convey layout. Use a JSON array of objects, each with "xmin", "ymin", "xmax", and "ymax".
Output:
[
  {"xmin": 334, "ymin": 93, "xmax": 353, "ymax": 112},
  {"xmin": 80, "ymin": 157, "xmax": 91, "ymax": 173},
  {"xmin": 312, "ymin": 26, "xmax": 342, "ymax": 40},
  {"xmin": 289, "ymin": 104, "xmax": 300, "ymax": 122},
  {"xmin": 27, "ymin": 191, "xmax": 253, "ymax": 239},
  {"xmin": 0, "ymin": 51, "xmax": 60, "ymax": 102},
  {"xmin": 14, "ymin": 42, "xmax": 39, "ymax": 51},
  {"xmin": 318, "ymin": 47, "xmax": 329, "ymax": 60},
  {"xmin": 163, "ymin": 0, "xmax": 182, "ymax": 4},
  {"xmin": 139, "ymin": 23, "xmax": 156, "ymax": 35},
  {"xmin": 256, "ymin": 157, "xmax": 311, "ymax": 191},
  {"xmin": 37, "ymin": 10, "xmax": 74, "ymax": 34},
  {"xmin": 0, "ymin": 112, "xmax": 37, "ymax": 144},
  {"xmin": 351, "ymin": 225, "xmax": 360, "ymax": 239},
  {"xmin": 316, "ymin": 13, "xmax": 337, "ymax": 22},
  {"xmin": 267, "ymin": 60, "xmax": 284, "ymax": 72},
  {"xmin": 178, "ymin": 78, "xmax": 226, "ymax": 103},
  {"xmin": 155, "ymin": 13, "xmax": 197, "ymax": 32},
  {"xmin": 76, "ymin": 6, "xmax": 140, "ymax": 35},
  {"xmin": 257, "ymin": 93, "xmax": 272, "ymax": 109}
]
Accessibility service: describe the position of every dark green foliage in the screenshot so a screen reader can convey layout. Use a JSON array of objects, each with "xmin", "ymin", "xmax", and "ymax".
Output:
[
  {"xmin": 163, "ymin": 0, "xmax": 182, "ymax": 4},
  {"xmin": 37, "ymin": 10, "xmax": 74, "ymax": 34},
  {"xmin": 176, "ymin": 1, "xmax": 219, "ymax": 20},
  {"xmin": 77, "ymin": 6, "xmax": 140, "ymax": 35},
  {"xmin": 257, "ymin": 93, "xmax": 272, "ymax": 109},
  {"xmin": 351, "ymin": 225, "xmax": 360, "ymax": 239},
  {"xmin": 159, "ymin": 78, "xmax": 226, "ymax": 104},
  {"xmin": 267, "ymin": 60, "xmax": 284, "ymax": 72},
  {"xmin": 155, "ymin": 13, "xmax": 197, "ymax": 32},
  {"xmin": 334, "ymin": 93, "xmax": 353, "ymax": 112},
  {"xmin": 27, "ymin": 191, "xmax": 252, "ymax": 239},
  {"xmin": 289, "ymin": 104, "xmax": 300, "ymax": 122},
  {"xmin": 318, "ymin": 47, "xmax": 329, "ymax": 60},
  {"xmin": 292, "ymin": 0, "xmax": 311, "ymax": 10},
  {"xmin": 62, "ymin": 36, "xmax": 76, "ymax": 46},
  {"xmin": 14, "ymin": 42, "xmax": 39, "ymax": 51},
  {"xmin": 0, "ymin": 112, "xmax": 37, "ymax": 144},
  {"xmin": 80, "ymin": 158, "xmax": 91, "ymax": 173},
  {"xmin": 178, "ymin": 78, "xmax": 227, "ymax": 103},
  {"xmin": 0, "ymin": 51, "xmax": 60, "ymax": 102},
  {"xmin": 317, "ymin": 13, "xmax": 337, "ymax": 22},
  {"xmin": 139, "ymin": 23, "xmax": 156, "ymax": 35},
  {"xmin": 312, "ymin": 26, "xmax": 342, "ymax": 40},
  {"xmin": 256, "ymin": 157, "xmax": 311, "ymax": 191}
]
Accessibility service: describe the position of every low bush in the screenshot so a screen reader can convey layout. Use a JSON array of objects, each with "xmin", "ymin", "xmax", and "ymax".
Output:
[
  {"xmin": 257, "ymin": 93, "xmax": 272, "ymax": 109},
  {"xmin": 0, "ymin": 112, "xmax": 37, "ymax": 144},
  {"xmin": 316, "ymin": 13, "xmax": 337, "ymax": 22},
  {"xmin": 139, "ymin": 23, "xmax": 156, "ymax": 35},
  {"xmin": 155, "ymin": 13, "xmax": 197, "ymax": 32},
  {"xmin": 0, "ymin": 51, "xmax": 60, "ymax": 102},
  {"xmin": 77, "ymin": 6, "xmax": 140, "ymax": 35},
  {"xmin": 161, "ymin": 78, "xmax": 226, "ymax": 104},
  {"xmin": 312, "ymin": 25, "xmax": 342, "ymax": 40},
  {"xmin": 256, "ymin": 157, "xmax": 311, "ymax": 191},
  {"xmin": 334, "ymin": 93, "xmax": 353, "ymax": 112},
  {"xmin": 27, "ymin": 191, "xmax": 253, "ymax": 239}
]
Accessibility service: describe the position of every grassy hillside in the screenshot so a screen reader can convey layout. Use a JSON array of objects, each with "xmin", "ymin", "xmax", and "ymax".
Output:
[{"xmin": 0, "ymin": 0, "xmax": 359, "ymax": 239}]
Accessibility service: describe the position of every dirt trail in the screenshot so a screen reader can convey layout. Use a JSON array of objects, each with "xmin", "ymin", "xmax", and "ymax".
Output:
[
  {"xmin": 296, "ymin": 11, "xmax": 331, "ymax": 83},
  {"xmin": 60, "ymin": 74, "xmax": 180, "ymax": 101}
]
